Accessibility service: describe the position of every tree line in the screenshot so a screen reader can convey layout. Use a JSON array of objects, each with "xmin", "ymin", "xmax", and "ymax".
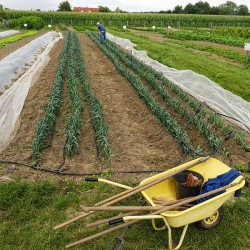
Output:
[
  {"xmin": 58, "ymin": 0, "xmax": 249, "ymax": 15},
  {"xmin": 166, "ymin": 1, "xmax": 249, "ymax": 15},
  {"xmin": 3, "ymin": 1, "xmax": 246, "ymax": 16}
]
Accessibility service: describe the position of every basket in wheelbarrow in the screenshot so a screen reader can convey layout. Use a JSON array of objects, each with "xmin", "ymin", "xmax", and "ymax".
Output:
[{"xmin": 54, "ymin": 157, "xmax": 245, "ymax": 250}]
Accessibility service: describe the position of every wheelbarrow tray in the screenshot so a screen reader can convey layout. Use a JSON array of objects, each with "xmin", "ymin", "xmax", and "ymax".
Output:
[{"xmin": 140, "ymin": 157, "xmax": 245, "ymax": 228}]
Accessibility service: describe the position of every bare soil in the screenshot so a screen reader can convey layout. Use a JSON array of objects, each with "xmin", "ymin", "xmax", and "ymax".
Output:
[{"xmin": 0, "ymin": 32, "xmax": 249, "ymax": 181}]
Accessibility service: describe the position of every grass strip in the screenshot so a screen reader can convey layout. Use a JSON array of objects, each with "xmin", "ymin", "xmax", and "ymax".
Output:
[
  {"xmin": 107, "ymin": 28, "xmax": 250, "ymax": 103},
  {"xmin": 0, "ymin": 179, "xmax": 249, "ymax": 249}
]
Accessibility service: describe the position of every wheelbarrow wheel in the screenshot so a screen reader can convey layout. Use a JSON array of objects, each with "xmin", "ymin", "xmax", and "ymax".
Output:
[{"xmin": 195, "ymin": 206, "xmax": 224, "ymax": 230}]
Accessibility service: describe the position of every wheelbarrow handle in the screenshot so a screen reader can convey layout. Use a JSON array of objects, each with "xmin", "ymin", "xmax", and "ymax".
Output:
[
  {"xmin": 85, "ymin": 177, "xmax": 99, "ymax": 182},
  {"xmin": 109, "ymin": 218, "xmax": 124, "ymax": 225},
  {"xmin": 108, "ymin": 178, "xmax": 245, "ymax": 225},
  {"xmin": 85, "ymin": 178, "xmax": 132, "ymax": 190},
  {"xmin": 54, "ymin": 156, "xmax": 210, "ymax": 230}
]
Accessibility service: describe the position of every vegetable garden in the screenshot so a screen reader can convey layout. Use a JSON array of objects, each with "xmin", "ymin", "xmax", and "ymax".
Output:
[
  {"xmin": 0, "ymin": 28, "xmax": 249, "ymax": 176},
  {"xmin": 0, "ymin": 14, "xmax": 249, "ymax": 249}
]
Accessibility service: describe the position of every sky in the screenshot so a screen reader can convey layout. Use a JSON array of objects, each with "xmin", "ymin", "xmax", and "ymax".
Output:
[{"xmin": 0, "ymin": 0, "xmax": 250, "ymax": 12}]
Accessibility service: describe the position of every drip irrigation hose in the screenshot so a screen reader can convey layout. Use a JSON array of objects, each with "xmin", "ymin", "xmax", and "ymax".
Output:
[
  {"xmin": 0, "ymin": 160, "xmax": 166, "ymax": 176},
  {"xmin": 0, "ymin": 105, "xmax": 246, "ymax": 176},
  {"xmin": 1, "ymin": 157, "xmax": 249, "ymax": 178},
  {"xmin": 215, "ymin": 111, "xmax": 250, "ymax": 132}
]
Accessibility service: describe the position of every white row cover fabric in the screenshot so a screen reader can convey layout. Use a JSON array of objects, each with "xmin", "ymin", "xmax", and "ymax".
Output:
[
  {"xmin": 0, "ymin": 32, "xmax": 63, "ymax": 153},
  {"xmin": 107, "ymin": 33, "xmax": 250, "ymax": 133},
  {"xmin": 0, "ymin": 31, "xmax": 59, "ymax": 92},
  {"xmin": 0, "ymin": 30, "xmax": 19, "ymax": 38}
]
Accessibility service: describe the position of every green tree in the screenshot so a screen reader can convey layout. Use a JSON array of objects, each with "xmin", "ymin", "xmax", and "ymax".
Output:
[
  {"xmin": 172, "ymin": 5, "xmax": 183, "ymax": 14},
  {"xmin": 194, "ymin": 1, "xmax": 211, "ymax": 14},
  {"xmin": 159, "ymin": 10, "xmax": 172, "ymax": 13},
  {"xmin": 183, "ymin": 3, "xmax": 196, "ymax": 14},
  {"xmin": 236, "ymin": 5, "xmax": 249, "ymax": 16},
  {"xmin": 58, "ymin": 1, "xmax": 72, "ymax": 12},
  {"xmin": 18, "ymin": 16, "xmax": 45, "ymax": 30},
  {"xmin": 219, "ymin": 1, "xmax": 237, "ymax": 15},
  {"xmin": 0, "ymin": 4, "xmax": 6, "ymax": 20},
  {"xmin": 98, "ymin": 6, "xmax": 111, "ymax": 12},
  {"xmin": 115, "ymin": 7, "xmax": 121, "ymax": 13},
  {"xmin": 209, "ymin": 6, "xmax": 220, "ymax": 15}
]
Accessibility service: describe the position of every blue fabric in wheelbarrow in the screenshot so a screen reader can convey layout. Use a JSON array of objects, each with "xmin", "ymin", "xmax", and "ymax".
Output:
[{"xmin": 197, "ymin": 169, "xmax": 241, "ymax": 203}]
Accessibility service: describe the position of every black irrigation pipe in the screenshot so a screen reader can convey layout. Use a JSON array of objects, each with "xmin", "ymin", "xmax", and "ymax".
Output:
[
  {"xmin": 1, "ymin": 160, "xmax": 249, "ymax": 178},
  {"xmin": 216, "ymin": 112, "xmax": 250, "ymax": 133},
  {"xmin": 0, "ymin": 161, "xmax": 167, "ymax": 176}
]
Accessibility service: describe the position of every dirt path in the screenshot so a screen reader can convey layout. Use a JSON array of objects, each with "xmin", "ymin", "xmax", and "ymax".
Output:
[
  {"xmin": 0, "ymin": 38, "xmax": 64, "ymax": 178},
  {"xmin": 78, "ymin": 33, "xmax": 185, "ymax": 172}
]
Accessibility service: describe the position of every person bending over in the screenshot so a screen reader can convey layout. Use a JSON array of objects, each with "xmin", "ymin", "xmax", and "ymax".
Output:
[{"xmin": 97, "ymin": 22, "xmax": 106, "ymax": 43}]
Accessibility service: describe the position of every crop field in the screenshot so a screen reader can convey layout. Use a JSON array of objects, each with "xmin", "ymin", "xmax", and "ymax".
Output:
[
  {"xmin": 0, "ymin": 19, "xmax": 249, "ymax": 249},
  {"xmin": 1, "ymin": 26, "xmax": 249, "ymax": 174}
]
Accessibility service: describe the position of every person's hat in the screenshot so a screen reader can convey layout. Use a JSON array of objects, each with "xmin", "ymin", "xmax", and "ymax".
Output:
[{"xmin": 96, "ymin": 22, "xmax": 100, "ymax": 25}]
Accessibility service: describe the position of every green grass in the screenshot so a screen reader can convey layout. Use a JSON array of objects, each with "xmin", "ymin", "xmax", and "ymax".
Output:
[
  {"xmin": 107, "ymin": 29, "xmax": 250, "ymax": 102},
  {"xmin": 161, "ymin": 38, "xmax": 248, "ymax": 64},
  {"xmin": 0, "ymin": 178, "xmax": 249, "ymax": 250}
]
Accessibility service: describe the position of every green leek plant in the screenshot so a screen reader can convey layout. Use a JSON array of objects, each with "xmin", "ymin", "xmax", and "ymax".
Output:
[
  {"xmin": 64, "ymin": 32, "xmax": 83, "ymax": 158},
  {"xmin": 88, "ymin": 31, "xmax": 196, "ymax": 156},
  {"xmin": 32, "ymin": 32, "xmax": 70, "ymax": 162}
]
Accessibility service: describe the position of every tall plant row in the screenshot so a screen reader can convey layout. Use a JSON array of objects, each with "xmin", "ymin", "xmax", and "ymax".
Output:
[
  {"xmin": 88, "ymin": 32, "xmax": 197, "ymax": 156},
  {"xmin": 64, "ymin": 32, "xmax": 83, "ymax": 158},
  {"xmin": 6, "ymin": 11, "xmax": 250, "ymax": 28},
  {"xmin": 32, "ymin": 31, "xmax": 112, "ymax": 164},
  {"xmin": 102, "ymin": 36, "xmax": 249, "ymax": 153},
  {"xmin": 101, "ymin": 37, "xmax": 224, "ymax": 152},
  {"xmin": 32, "ymin": 32, "xmax": 70, "ymax": 162},
  {"xmin": 74, "ymin": 34, "xmax": 112, "ymax": 162}
]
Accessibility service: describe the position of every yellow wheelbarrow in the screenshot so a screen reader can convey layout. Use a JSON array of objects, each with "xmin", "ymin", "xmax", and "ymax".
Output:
[{"xmin": 55, "ymin": 157, "xmax": 245, "ymax": 249}]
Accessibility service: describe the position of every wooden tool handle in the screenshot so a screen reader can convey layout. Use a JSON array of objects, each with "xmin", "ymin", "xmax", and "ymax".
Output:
[{"xmin": 54, "ymin": 156, "xmax": 210, "ymax": 230}]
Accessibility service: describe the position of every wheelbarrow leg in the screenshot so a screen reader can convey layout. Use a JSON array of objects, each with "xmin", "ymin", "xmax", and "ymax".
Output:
[
  {"xmin": 162, "ymin": 217, "xmax": 189, "ymax": 250},
  {"xmin": 151, "ymin": 218, "xmax": 166, "ymax": 231},
  {"xmin": 123, "ymin": 215, "xmax": 189, "ymax": 250}
]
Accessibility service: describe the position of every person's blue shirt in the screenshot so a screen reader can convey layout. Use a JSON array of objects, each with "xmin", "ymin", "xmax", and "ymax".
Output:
[
  {"xmin": 98, "ymin": 24, "xmax": 106, "ymax": 32},
  {"xmin": 97, "ymin": 23, "xmax": 106, "ymax": 42}
]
